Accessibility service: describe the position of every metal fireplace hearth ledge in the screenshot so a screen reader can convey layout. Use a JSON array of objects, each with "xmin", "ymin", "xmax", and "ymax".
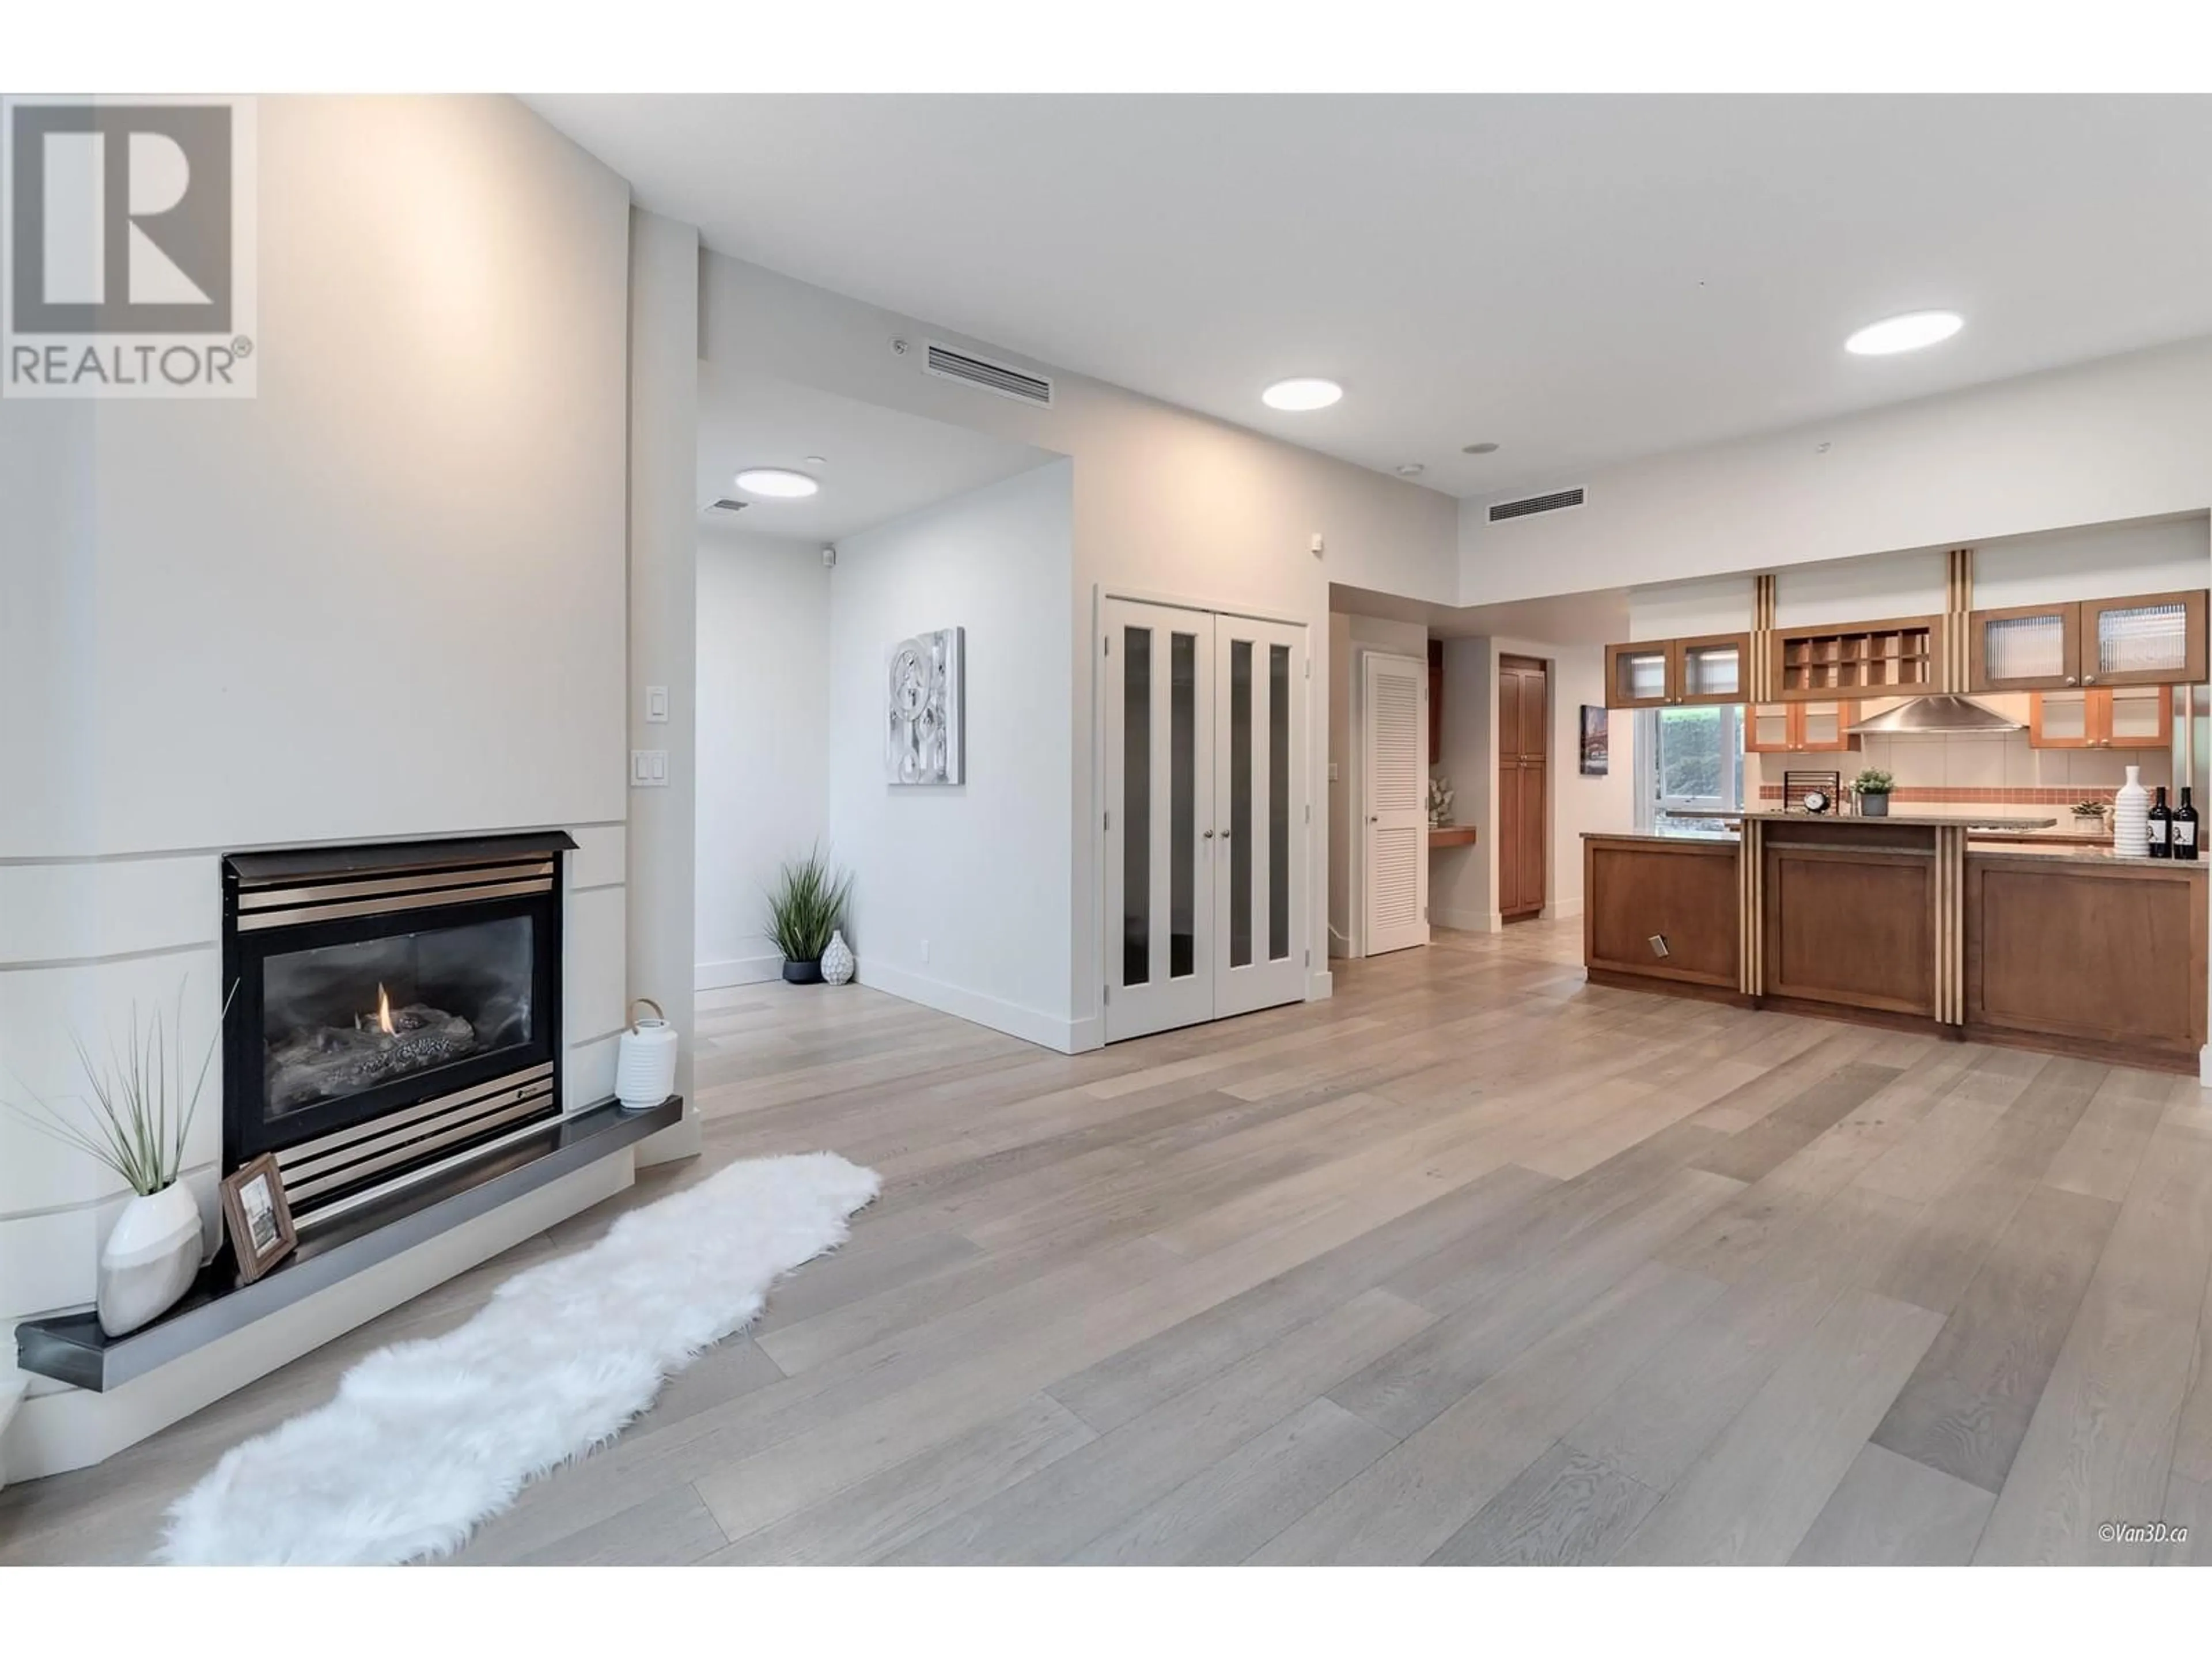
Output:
[{"xmin": 14, "ymin": 1097, "xmax": 681, "ymax": 1394}]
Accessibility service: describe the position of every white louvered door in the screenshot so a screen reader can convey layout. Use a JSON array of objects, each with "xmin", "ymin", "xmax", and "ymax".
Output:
[
  {"xmin": 1103, "ymin": 600, "xmax": 1310, "ymax": 1042},
  {"xmin": 1362, "ymin": 651, "xmax": 1430, "ymax": 956}
]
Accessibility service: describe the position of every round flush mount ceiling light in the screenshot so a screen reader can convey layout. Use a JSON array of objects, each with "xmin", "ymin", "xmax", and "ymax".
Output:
[
  {"xmin": 1844, "ymin": 310, "xmax": 1963, "ymax": 357},
  {"xmin": 1262, "ymin": 377, "xmax": 1343, "ymax": 411},
  {"xmin": 1461, "ymin": 441, "xmax": 1500, "ymax": 455},
  {"xmin": 734, "ymin": 468, "xmax": 820, "ymax": 499},
  {"xmin": 1395, "ymin": 463, "xmax": 1426, "ymax": 478}
]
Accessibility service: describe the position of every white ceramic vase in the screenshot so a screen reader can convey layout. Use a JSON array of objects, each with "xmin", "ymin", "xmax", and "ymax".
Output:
[
  {"xmin": 99, "ymin": 1182, "xmax": 203, "ymax": 1338},
  {"xmin": 821, "ymin": 930, "xmax": 855, "ymax": 986},
  {"xmin": 2113, "ymin": 765, "xmax": 2151, "ymax": 859}
]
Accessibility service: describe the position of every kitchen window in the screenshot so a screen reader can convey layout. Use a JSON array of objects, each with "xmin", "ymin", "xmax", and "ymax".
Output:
[{"xmin": 1636, "ymin": 703, "xmax": 1744, "ymax": 831}]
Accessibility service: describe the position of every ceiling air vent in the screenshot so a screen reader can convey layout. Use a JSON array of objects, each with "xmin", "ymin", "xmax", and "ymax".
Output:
[
  {"xmin": 923, "ymin": 342, "xmax": 1054, "ymax": 407},
  {"xmin": 707, "ymin": 498, "xmax": 749, "ymax": 514},
  {"xmin": 1488, "ymin": 487, "xmax": 1586, "ymax": 523}
]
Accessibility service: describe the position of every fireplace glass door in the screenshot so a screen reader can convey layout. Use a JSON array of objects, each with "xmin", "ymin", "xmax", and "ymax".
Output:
[{"xmin": 262, "ymin": 914, "xmax": 537, "ymax": 1121}]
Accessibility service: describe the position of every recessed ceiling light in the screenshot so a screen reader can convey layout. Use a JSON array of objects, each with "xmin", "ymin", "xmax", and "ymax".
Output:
[
  {"xmin": 1461, "ymin": 441, "xmax": 1500, "ymax": 455},
  {"xmin": 802, "ymin": 454, "xmax": 827, "ymax": 466},
  {"xmin": 1844, "ymin": 310, "xmax": 1963, "ymax": 357},
  {"xmin": 1395, "ymin": 463, "xmax": 1426, "ymax": 478},
  {"xmin": 734, "ymin": 468, "xmax": 819, "ymax": 499},
  {"xmin": 1262, "ymin": 377, "xmax": 1343, "ymax": 412}
]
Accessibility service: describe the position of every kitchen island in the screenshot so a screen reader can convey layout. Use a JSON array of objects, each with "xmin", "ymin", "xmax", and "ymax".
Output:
[{"xmin": 1584, "ymin": 812, "xmax": 2208, "ymax": 1071}]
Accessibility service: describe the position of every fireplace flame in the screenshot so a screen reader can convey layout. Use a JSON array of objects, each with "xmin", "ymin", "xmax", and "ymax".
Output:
[{"xmin": 376, "ymin": 983, "xmax": 395, "ymax": 1036}]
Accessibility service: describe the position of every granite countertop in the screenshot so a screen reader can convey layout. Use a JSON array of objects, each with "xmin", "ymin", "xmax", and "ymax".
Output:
[
  {"xmin": 1967, "ymin": 843, "xmax": 2210, "ymax": 869},
  {"xmin": 1580, "ymin": 828, "xmax": 1739, "ymax": 844},
  {"xmin": 1668, "ymin": 809, "xmax": 2061, "ymax": 830}
]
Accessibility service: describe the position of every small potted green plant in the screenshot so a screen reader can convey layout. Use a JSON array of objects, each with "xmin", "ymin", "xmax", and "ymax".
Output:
[
  {"xmin": 765, "ymin": 847, "xmax": 853, "ymax": 984},
  {"xmin": 1852, "ymin": 768, "xmax": 1896, "ymax": 817}
]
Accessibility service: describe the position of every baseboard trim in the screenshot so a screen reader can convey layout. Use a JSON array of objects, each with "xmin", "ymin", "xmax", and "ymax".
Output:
[
  {"xmin": 1431, "ymin": 906, "xmax": 1502, "ymax": 934},
  {"xmin": 1306, "ymin": 969, "xmax": 1334, "ymax": 1001},
  {"xmin": 1541, "ymin": 899, "xmax": 1585, "ymax": 922},
  {"xmin": 855, "ymin": 961, "xmax": 1078, "ymax": 1054},
  {"xmin": 694, "ymin": 955, "xmax": 782, "ymax": 991}
]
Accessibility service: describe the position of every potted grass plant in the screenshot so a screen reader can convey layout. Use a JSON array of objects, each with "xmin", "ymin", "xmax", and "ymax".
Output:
[
  {"xmin": 1853, "ymin": 767, "xmax": 1896, "ymax": 817},
  {"xmin": 2, "ymin": 983, "xmax": 232, "ymax": 1336},
  {"xmin": 766, "ymin": 848, "xmax": 853, "ymax": 984}
]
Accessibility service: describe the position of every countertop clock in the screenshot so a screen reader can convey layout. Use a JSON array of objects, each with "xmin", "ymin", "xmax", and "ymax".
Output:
[{"xmin": 1782, "ymin": 770, "xmax": 1842, "ymax": 816}]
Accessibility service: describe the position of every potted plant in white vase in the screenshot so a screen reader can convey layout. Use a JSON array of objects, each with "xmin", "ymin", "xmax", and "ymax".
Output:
[
  {"xmin": 766, "ymin": 847, "xmax": 854, "ymax": 985},
  {"xmin": 2, "ymin": 983, "xmax": 230, "ymax": 1337},
  {"xmin": 1853, "ymin": 768, "xmax": 1896, "ymax": 817}
]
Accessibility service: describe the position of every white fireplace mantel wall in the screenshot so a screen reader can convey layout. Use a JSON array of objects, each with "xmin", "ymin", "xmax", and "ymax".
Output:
[{"xmin": 0, "ymin": 96, "xmax": 642, "ymax": 1481}]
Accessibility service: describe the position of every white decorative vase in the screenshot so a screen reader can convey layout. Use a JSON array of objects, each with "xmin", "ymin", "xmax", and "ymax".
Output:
[
  {"xmin": 99, "ymin": 1182, "xmax": 203, "ymax": 1338},
  {"xmin": 2114, "ymin": 766, "xmax": 2151, "ymax": 859},
  {"xmin": 821, "ymin": 930, "xmax": 855, "ymax": 986},
  {"xmin": 616, "ymin": 998, "xmax": 680, "ymax": 1111}
]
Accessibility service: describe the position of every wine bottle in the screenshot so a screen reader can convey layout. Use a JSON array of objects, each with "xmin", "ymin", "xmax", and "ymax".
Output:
[
  {"xmin": 2176, "ymin": 786, "xmax": 2199, "ymax": 861},
  {"xmin": 2149, "ymin": 786, "xmax": 2172, "ymax": 858}
]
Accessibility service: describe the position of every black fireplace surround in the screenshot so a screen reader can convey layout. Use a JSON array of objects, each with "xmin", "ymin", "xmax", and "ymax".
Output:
[{"xmin": 222, "ymin": 832, "xmax": 573, "ymax": 1230}]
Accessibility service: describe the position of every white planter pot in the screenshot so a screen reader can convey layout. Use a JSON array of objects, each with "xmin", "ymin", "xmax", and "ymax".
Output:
[{"xmin": 99, "ymin": 1182, "xmax": 204, "ymax": 1338}]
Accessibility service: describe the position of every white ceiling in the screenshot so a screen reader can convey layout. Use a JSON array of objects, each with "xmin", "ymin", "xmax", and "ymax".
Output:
[
  {"xmin": 698, "ymin": 369, "xmax": 1056, "ymax": 541},
  {"xmin": 537, "ymin": 95, "xmax": 2212, "ymax": 498}
]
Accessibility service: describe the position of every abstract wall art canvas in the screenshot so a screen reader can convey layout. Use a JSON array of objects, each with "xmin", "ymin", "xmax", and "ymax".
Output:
[{"xmin": 887, "ymin": 627, "xmax": 965, "ymax": 785}]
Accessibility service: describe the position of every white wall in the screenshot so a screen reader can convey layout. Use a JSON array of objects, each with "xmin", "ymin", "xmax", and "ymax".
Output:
[
  {"xmin": 0, "ymin": 96, "xmax": 637, "ymax": 1480},
  {"xmin": 698, "ymin": 253, "xmax": 1461, "ymax": 1043},
  {"xmin": 827, "ymin": 461, "xmax": 1078, "ymax": 1048},
  {"xmin": 695, "ymin": 527, "xmax": 833, "ymax": 986},
  {"xmin": 1466, "ymin": 337, "xmax": 2212, "ymax": 606},
  {"xmin": 1327, "ymin": 613, "xmax": 1428, "ymax": 958}
]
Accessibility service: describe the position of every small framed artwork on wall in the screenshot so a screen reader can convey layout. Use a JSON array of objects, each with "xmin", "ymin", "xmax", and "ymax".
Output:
[{"xmin": 1580, "ymin": 704, "xmax": 1610, "ymax": 776}]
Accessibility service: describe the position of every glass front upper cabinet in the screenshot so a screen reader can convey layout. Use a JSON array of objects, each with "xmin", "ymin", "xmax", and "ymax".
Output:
[
  {"xmin": 1675, "ymin": 634, "xmax": 1748, "ymax": 704},
  {"xmin": 1605, "ymin": 642, "xmax": 1671, "ymax": 709},
  {"xmin": 1605, "ymin": 633, "xmax": 1751, "ymax": 709},
  {"xmin": 1971, "ymin": 591, "xmax": 2207, "ymax": 692},
  {"xmin": 1969, "ymin": 604, "xmax": 2078, "ymax": 691},
  {"xmin": 2084, "ymin": 591, "xmax": 2207, "ymax": 686}
]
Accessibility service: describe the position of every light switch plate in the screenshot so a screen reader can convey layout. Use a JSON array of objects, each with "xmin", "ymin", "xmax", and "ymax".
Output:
[
  {"xmin": 631, "ymin": 749, "xmax": 669, "ymax": 787},
  {"xmin": 645, "ymin": 686, "xmax": 669, "ymax": 724}
]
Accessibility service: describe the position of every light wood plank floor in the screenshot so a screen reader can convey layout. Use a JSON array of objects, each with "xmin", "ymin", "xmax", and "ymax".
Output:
[{"xmin": 7, "ymin": 918, "xmax": 2210, "ymax": 1566}]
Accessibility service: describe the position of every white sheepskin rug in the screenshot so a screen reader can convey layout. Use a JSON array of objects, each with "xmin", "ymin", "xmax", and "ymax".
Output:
[{"xmin": 160, "ymin": 1150, "xmax": 879, "ymax": 1565}]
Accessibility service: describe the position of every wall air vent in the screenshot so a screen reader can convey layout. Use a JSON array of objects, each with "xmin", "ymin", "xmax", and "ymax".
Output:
[
  {"xmin": 707, "ymin": 498, "xmax": 749, "ymax": 513},
  {"xmin": 923, "ymin": 342, "xmax": 1054, "ymax": 407},
  {"xmin": 1488, "ymin": 487, "xmax": 1586, "ymax": 522}
]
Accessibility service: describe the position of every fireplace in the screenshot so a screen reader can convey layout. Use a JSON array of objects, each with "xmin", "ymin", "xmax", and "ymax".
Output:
[{"xmin": 222, "ymin": 833, "xmax": 573, "ymax": 1231}]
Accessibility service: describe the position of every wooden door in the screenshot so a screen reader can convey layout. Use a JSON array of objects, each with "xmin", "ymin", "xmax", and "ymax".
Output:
[
  {"xmin": 1498, "ymin": 654, "xmax": 1548, "ymax": 921},
  {"xmin": 1361, "ymin": 652, "xmax": 1429, "ymax": 956}
]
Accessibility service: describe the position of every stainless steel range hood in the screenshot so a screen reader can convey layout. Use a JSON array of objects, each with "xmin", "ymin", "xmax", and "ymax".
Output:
[{"xmin": 1846, "ymin": 695, "xmax": 2024, "ymax": 736}]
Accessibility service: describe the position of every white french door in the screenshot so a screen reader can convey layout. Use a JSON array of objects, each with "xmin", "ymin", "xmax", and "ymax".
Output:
[
  {"xmin": 1361, "ymin": 650, "xmax": 1430, "ymax": 955},
  {"xmin": 1103, "ymin": 599, "xmax": 1309, "ymax": 1043}
]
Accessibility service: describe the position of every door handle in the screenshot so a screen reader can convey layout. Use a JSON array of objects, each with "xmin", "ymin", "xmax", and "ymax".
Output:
[{"xmin": 1203, "ymin": 829, "xmax": 1215, "ymax": 839}]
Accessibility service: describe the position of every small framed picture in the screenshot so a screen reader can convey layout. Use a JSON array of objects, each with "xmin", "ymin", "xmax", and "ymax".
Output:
[
  {"xmin": 1580, "ymin": 704, "xmax": 1611, "ymax": 776},
  {"xmin": 220, "ymin": 1154, "xmax": 297, "ymax": 1285}
]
